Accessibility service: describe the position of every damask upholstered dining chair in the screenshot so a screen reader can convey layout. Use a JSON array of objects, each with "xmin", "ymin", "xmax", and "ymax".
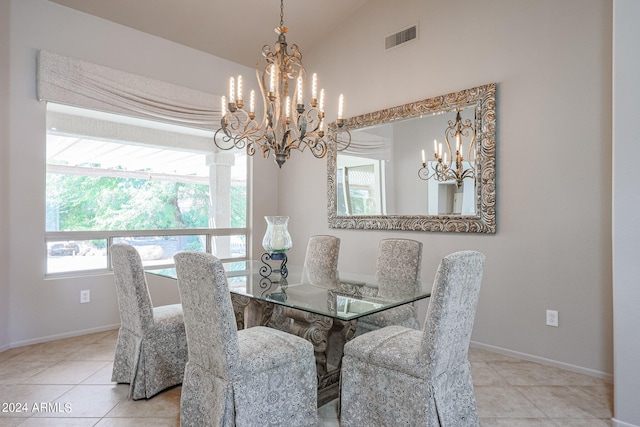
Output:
[
  {"xmin": 300, "ymin": 235, "xmax": 341, "ymax": 287},
  {"xmin": 174, "ymin": 251, "xmax": 318, "ymax": 427},
  {"xmin": 340, "ymin": 250, "xmax": 485, "ymax": 427},
  {"xmin": 268, "ymin": 234, "xmax": 341, "ymax": 332},
  {"xmin": 110, "ymin": 243, "xmax": 188, "ymax": 400},
  {"xmin": 354, "ymin": 238, "xmax": 423, "ymax": 336}
]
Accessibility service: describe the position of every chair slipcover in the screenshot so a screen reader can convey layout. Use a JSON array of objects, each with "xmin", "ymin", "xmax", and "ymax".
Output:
[
  {"xmin": 301, "ymin": 235, "xmax": 341, "ymax": 288},
  {"xmin": 174, "ymin": 251, "xmax": 318, "ymax": 427},
  {"xmin": 341, "ymin": 250, "xmax": 485, "ymax": 427},
  {"xmin": 110, "ymin": 243, "xmax": 187, "ymax": 400},
  {"xmin": 268, "ymin": 235, "xmax": 341, "ymax": 332},
  {"xmin": 355, "ymin": 238, "xmax": 423, "ymax": 336}
]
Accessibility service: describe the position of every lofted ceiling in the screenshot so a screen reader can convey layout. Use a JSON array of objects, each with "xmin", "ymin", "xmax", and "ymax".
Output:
[{"xmin": 48, "ymin": 0, "xmax": 369, "ymax": 67}]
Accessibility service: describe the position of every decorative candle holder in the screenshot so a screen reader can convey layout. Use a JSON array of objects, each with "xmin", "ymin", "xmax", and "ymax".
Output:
[{"xmin": 261, "ymin": 216, "xmax": 292, "ymax": 278}]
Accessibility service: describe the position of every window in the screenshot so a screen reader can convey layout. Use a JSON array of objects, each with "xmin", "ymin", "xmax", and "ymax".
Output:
[
  {"xmin": 45, "ymin": 103, "xmax": 248, "ymax": 276},
  {"xmin": 336, "ymin": 154, "xmax": 384, "ymax": 215}
]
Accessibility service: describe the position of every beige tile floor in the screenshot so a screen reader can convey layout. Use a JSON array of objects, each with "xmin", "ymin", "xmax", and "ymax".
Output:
[{"xmin": 0, "ymin": 329, "xmax": 613, "ymax": 426}]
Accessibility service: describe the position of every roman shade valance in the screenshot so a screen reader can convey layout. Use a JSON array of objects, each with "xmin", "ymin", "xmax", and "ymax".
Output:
[{"xmin": 36, "ymin": 50, "xmax": 221, "ymax": 129}]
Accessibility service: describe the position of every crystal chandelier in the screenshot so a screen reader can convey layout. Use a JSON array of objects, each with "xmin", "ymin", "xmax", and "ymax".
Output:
[
  {"xmin": 214, "ymin": 0, "xmax": 350, "ymax": 168},
  {"xmin": 418, "ymin": 109, "xmax": 476, "ymax": 187}
]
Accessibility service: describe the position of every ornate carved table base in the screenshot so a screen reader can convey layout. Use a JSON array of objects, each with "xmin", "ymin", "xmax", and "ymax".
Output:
[
  {"xmin": 230, "ymin": 294, "xmax": 251, "ymax": 330},
  {"xmin": 286, "ymin": 309, "xmax": 357, "ymax": 405}
]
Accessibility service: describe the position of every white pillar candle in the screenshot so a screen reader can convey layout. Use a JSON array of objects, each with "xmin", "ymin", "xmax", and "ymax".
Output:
[{"xmin": 271, "ymin": 225, "xmax": 285, "ymax": 250}]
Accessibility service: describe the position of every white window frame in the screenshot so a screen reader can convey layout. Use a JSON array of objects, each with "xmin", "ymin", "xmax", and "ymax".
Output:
[{"xmin": 38, "ymin": 51, "xmax": 250, "ymax": 277}]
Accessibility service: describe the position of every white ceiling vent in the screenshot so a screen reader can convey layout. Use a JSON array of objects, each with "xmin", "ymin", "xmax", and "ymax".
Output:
[{"xmin": 385, "ymin": 24, "xmax": 418, "ymax": 50}]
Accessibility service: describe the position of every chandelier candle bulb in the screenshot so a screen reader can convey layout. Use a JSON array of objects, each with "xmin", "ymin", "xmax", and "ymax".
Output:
[
  {"xmin": 286, "ymin": 96, "xmax": 291, "ymax": 119},
  {"xmin": 297, "ymin": 76, "xmax": 303, "ymax": 105},
  {"xmin": 422, "ymin": 149, "xmax": 426, "ymax": 164},
  {"xmin": 319, "ymin": 88, "xmax": 325, "ymax": 112},
  {"xmin": 237, "ymin": 75, "xmax": 243, "ymax": 101},
  {"xmin": 229, "ymin": 77, "xmax": 235, "ymax": 104},
  {"xmin": 250, "ymin": 90, "xmax": 255, "ymax": 113},
  {"xmin": 338, "ymin": 94, "xmax": 344, "ymax": 119},
  {"xmin": 312, "ymin": 73, "xmax": 317, "ymax": 99},
  {"xmin": 269, "ymin": 64, "xmax": 275, "ymax": 94},
  {"xmin": 221, "ymin": 96, "xmax": 226, "ymax": 116}
]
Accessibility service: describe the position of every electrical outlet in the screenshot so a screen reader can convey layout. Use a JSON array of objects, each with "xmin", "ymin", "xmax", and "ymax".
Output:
[
  {"xmin": 80, "ymin": 290, "xmax": 90, "ymax": 304},
  {"xmin": 546, "ymin": 309, "xmax": 558, "ymax": 327}
]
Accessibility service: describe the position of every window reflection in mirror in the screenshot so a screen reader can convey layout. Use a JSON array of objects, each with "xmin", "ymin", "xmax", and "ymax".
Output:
[{"xmin": 337, "ymin": 157, "xmax": 384, "ymax": 215}]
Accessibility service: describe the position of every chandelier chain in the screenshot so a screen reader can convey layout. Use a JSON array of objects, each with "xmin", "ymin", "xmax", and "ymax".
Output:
[{"xmin": 280, "ymin": 0, "xmax": 284, "ymax": 27}]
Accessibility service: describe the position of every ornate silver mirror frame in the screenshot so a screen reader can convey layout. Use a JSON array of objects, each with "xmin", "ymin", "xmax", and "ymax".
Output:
[{"xmin": 327, "ymin": 83, "xmax": 496, "ymax": 233}]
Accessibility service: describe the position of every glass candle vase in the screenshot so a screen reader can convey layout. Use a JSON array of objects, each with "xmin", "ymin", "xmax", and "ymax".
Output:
[{"xmin": 262, "ymin": 216, "xmax": 292, "ymax": 254}]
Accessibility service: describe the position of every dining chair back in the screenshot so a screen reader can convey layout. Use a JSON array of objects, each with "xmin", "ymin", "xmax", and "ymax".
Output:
[
  {"xmin": 376, "ymin": 238, "xmax": 423, "ymax": 285},
  {"xmin": 268, "ymin": 234, "xmax": 341, "ymax": 332},
  {"xmin": 341, "ymin": 250, "xmax": 485, "ymax": 426},
  {"xmin": 175, "ymin": 251, "xmax": 318, "ymax": 427},
  {"xmin": 301, "ymin": 234, "xmax": 341, "ymax": 287},
  {"xmin": 355, "ymin": 238, "xmax": 423, "ymax": 335},
  {"xmin": 110, "ymin": 243, "xmax": 187, "ymax": 399},
  {"xmin": 423, "ymin": 251, "xmax": 485, "ymax": 383}
]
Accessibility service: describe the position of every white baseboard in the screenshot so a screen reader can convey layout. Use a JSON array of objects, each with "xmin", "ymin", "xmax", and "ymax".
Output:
[
  {"xmin": 470, "ymin": 340, "xmax": 613, "ymax": 382},
  {"xmin": 7, "ymin": 323, "xmax": 121, "ymax": 349},
  {"xmin": 612, "ymin": 419, "xmax": 640, "ymax": 427}
]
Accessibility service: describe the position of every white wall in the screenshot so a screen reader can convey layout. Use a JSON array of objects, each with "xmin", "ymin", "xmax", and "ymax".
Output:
[
  {"xmin": 4, "ymin": 0, "xmax": 277, "ymax": 346},
  {"xmin": 280, "ymin": 0, "xmax": 614, "ymax": 378},
  {"xmin": 612, "ymin": 1, "xmax": 640, "ymax": 425},
  {"xmin": 0, "ymin": 0, "xmax": 11, "ymax": 350}
]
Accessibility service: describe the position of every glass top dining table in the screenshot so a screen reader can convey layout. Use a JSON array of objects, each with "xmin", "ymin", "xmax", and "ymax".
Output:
[{"xmin": 146, "ymin": 260, "xmax": 431, "ymax": 322}]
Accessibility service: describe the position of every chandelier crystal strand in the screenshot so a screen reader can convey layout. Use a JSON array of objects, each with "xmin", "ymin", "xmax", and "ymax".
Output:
[
  {"xmin": 418, "ymin": 109, "xmax": 476, "ymax": 187},
  {"xmin": 213, "ymin": 0, "xmax": 349, "ymax": 168}
]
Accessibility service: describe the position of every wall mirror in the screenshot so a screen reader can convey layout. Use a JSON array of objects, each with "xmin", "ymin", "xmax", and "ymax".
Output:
[{"xmin": 327, "ymin": 83, "xmax": 496, "ymax": 233}]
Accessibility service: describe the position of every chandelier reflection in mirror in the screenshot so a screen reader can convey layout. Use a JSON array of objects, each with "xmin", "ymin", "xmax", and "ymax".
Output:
[
  {"xmin": 214, "ymin": 0, "xmax": 350, "ymax": 168},
  {"xmin": 418, "ymin": 109, "xmax": 477, "ymax": 187}
]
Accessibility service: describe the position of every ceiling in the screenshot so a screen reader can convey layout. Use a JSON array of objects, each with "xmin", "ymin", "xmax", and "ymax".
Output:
[{"xmin": 48, "ymin": 0, "xmax": 369, "ymax": 67}]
